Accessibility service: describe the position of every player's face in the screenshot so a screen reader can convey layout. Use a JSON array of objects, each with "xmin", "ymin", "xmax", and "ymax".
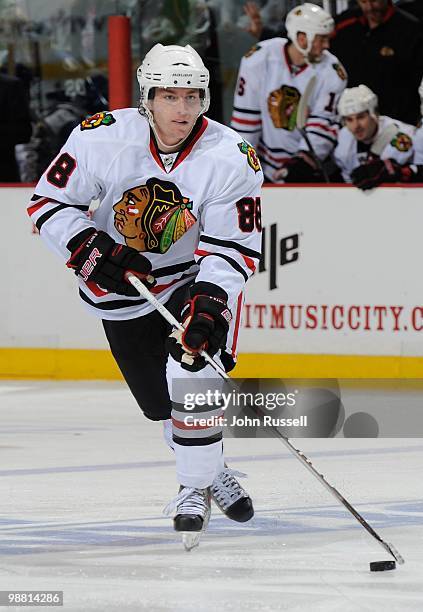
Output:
[
  {"xmin": 344, "ymin": 111, "xmax": 378, "ymax": 142},
  {"xmin": 309, "ymin": 34, "xmax": 330, "ymax": 62},
  {"xmin": 149, "ymin": 88, "xmax": 202, "ymax": 146},
  {"xmin": 357, "ymin": 0, "xmax": 388, "ymax": 25}
]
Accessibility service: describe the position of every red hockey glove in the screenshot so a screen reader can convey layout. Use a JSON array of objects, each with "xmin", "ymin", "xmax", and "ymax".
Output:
[
  {"xmin": 66, "ymin": 228, "xmax": 155, "ymax": 296},
  {"xmin": 167, "ymin": 282, "xmax": 232, "ymax": 372}
]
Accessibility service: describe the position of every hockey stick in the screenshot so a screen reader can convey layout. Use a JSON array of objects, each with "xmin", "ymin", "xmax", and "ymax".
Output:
[
  {"xmin": 125, "ymin": 272, "xmax": 405, "ymax": 565},
  {"xmin": 124, "ymin": 273, "xmax": 228, "ymax": 378},
  {"xmin": 296, "ymin": 75, "xmax": 330, "ymax": 183}
]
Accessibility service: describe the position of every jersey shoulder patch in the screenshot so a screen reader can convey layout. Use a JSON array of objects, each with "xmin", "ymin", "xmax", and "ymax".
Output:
[
  {"xmin": 237, "ymin": 140, "xmax": 261, "ymax": 173},
  {"xmin": 332, "ymin": 62, "xmax": 347, "ymax": 81},
  {"xmin": 80, "ymin": 111, "xmax": 116, "ymax": 131},
  {"xmin": 391, "ymin": 132, "xmax": 413, "ymax": 152},
  {"xmin": 244, "ymin": 44, "xmax": 262, "ymax": 58}
]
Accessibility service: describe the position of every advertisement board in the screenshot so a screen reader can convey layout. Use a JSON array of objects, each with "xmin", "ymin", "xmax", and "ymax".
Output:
[{"xmin": 2, "ymin": 185, "xmax": 423, "ymax": 377}]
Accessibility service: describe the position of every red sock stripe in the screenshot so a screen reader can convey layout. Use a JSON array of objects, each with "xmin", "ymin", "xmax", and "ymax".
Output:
[{"xmin": 172, "ymin": 414, "xmax": 224, "ymax": 430}]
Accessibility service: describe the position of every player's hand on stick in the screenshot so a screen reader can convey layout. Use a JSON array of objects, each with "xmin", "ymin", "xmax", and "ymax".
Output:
[
  {"xmin": 66, "ymin": 228, "xmax": 155, "ymax": 296},
  {"xmin": 167, "ymin": 282, "xmax": 232, "ymax": 372}
]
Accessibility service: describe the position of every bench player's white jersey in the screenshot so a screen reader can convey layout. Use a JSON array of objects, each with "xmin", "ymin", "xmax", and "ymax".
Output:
[
  {"xmin": 231, "ymin": 38, "xmax": 346, "ymax": 180},
  {"xmin": 412, "ymin": 125, "xmax": 423, "ymax": 164},
  {"xmin": 27, "ymin": 109, "xmax": 263, "ymax": 357},
  {"xmin": 334, "ymin": 115, "xmax": 415, "ymax": 182}
]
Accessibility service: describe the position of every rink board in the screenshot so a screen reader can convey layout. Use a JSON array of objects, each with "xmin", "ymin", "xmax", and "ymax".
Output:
[{"xmin": 2, "ymin": 184, "xmax": 423, "ymax": 378}]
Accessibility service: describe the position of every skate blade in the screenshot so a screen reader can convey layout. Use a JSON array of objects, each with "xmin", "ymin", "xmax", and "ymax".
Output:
[{"xmin": 182, "ymin": 531, "xmax": 202, "ymax": 551}]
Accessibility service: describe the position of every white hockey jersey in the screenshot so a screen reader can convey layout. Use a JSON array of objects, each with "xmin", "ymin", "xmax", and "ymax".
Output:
[
  {"xmin": 27, "ymin": 109, "xmax": 263, "ymax": 357},
  {"xmin": 412, "ymin": 125, "xmax": 423, "ymax": 164},
  {"xmin": 231, "ymin": 38, "xmax": 347, "ymax": 181},
  {"xmin": 334, "ymin": 116, "xmax": 415, "ymax": 182}
]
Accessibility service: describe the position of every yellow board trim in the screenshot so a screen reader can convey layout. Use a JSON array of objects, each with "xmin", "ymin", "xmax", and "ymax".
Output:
[
  {"xmin": 1, "ymin": 348, "xmax": 423, "ymax": 379},
  {"xmin": 232, "ymin": 353, "xmax": 423, "ymax": 379},
  {"xmin": 0, "ymin": 348, "xmax": 121, "ymax": 380}
]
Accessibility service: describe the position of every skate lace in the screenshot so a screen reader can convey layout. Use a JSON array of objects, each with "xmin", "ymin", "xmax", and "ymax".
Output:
[
  {"xmin": 163, "ymin": 487, "xmax": 209, "ymax": 517},
  {"xmin": 210, "ymin": 468, "xmax": 248, "ymax": 510}
]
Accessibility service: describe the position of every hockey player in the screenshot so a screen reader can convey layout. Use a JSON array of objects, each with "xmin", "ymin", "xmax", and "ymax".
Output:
[
  {"xmin": 27, "ymin": 44, "xmax": 263, "ymax": 548},
  {"xmin": 412, "ymin": 77, "xmax": 423, "ymax": 171},
  {"xmin": 334, "ymin": 85, "xmax": 419, "ymax": 190},
  {"xmin": 231, "ymin": 3, "xmax": 346, "ymax": 183}
]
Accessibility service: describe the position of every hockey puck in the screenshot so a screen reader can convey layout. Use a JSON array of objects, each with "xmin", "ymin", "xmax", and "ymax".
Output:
[{"xmin": 369, "ymin": 560, "xmax": 396, "ymax": 572}]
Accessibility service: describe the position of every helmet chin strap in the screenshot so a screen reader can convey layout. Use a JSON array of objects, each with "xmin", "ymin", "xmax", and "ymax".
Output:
[{"xmin": 294, "ymin": 33, "xmax": 324, "ymax": 64}]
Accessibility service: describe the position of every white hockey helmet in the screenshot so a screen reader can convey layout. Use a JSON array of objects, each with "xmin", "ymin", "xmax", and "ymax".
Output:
[
  {"xmin": 137, "ymin": 43, "xmax": 210, "ymax": 122},
  {"xmin": 419, "ymin": 76, "xmax": 423, "ymax": 116},
  {"xmin": 338, "ymin": 85, "xmax": 378, "ymax": 118},
  {"xmin": 286, "ymin": 3, "xmax": 334, "ymax": 57}
]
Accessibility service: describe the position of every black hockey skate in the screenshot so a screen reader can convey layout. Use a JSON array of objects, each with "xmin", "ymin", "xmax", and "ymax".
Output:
[
  {"xmin": 164, "ymin": 486, "xmax": 211, "ymax": 551},
  {"xmin": 211, "ymin": 467, "xmax": 254, "ymax": 522}
]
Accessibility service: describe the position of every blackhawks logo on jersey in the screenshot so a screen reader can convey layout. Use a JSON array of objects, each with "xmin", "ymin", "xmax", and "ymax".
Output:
[
  {"xmin": 244, "ymin": 44, "xmax": 261, "ymax": 58},
  {"xmin": 268, "ymin": 85, "xmax": 300, "ymax": 131},
  {"xmin": 237, "ymin": 141, "xmax": 261, "ymax": 173},
  {"xmin": 113, "ymin": 178, "xmax": 196, "ymax": 253},
  {"xmin": 391, "ymin": 132, "xmax": 412, "ymax": 152},
  {"xmin": 80, "ymin": 111, "xmax": 116, "ymax": 131}
]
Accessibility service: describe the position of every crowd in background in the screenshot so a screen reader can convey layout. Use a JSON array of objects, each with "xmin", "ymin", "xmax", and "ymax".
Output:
[
  {"xmin": 1, "ymin": 0, "xmax": 423, "ymax": 186},
  {"xmin": 232, "ymin": 0, "xmax": 423, "ymax": 187}
]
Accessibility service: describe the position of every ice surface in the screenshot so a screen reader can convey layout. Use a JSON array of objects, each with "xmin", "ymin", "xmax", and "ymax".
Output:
[{"xmin": 0, "ymin": 381, "xmax": 422, "ymax": 612}]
